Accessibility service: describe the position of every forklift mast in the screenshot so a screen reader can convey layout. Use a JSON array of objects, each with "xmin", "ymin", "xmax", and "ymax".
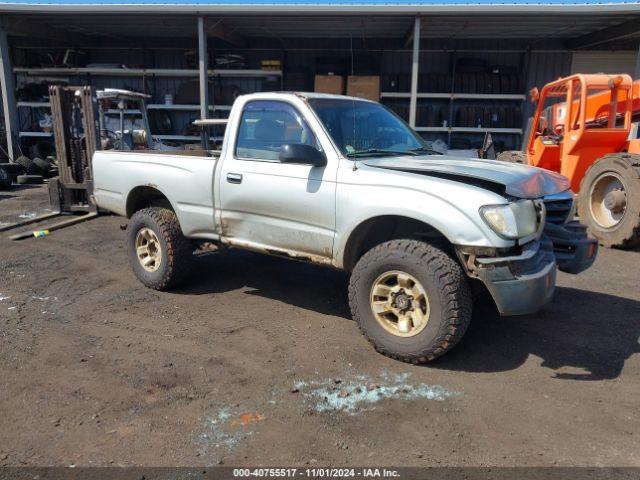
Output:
[
  {"xmin": 2, "ymin": 86, "xmax": 159, "ymax": 240},
  {"xmin": 48, "ymin": 85, "xmax": 100, "ymax": 213}
]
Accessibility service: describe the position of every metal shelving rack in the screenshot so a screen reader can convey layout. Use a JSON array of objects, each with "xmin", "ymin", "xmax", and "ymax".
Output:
[
  {"xmin": 13, "ymin": 67, "xmax": 282, "ymax": 78},
  {"xmin": 382, "ymin": 91, "xmax": 525, "ymax": 135},
  {"xmin": 384, "ymin": 20, "xmax": 526, "ymax": 150},
  {"xmin": 14, "ymin": 67, "xmax": 281, "ymax": 142},
  {"xmin": 382, "ymin": 91, "xmax": 524, "ymax": 136},
  {"xmin": 381, "ymin": 92, "xmax": 526, "ymax": 101}
]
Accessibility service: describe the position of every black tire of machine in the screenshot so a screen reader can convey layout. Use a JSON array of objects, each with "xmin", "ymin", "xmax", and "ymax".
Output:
[
  {"xmin": 348, "ymin": 239, "xmax": 472, "ymax": 364},
  {"xmin": 149, "ymin": 110, "xmax": 173, "ymax": 136},
  {"xmin": 0, "ymin": 166, "xmax": 12, "ymax": 190},
  {"xmin": 126, "ymin": 207, "xmax": 193, "ymax": 290},
  {"xmin": 577, "ymin": 153, "xmax": 640, "ymax": 249},
  {"xmin": 16, "ymin": 156, "xmax": 39, "ymax": 176},
  {"xmin": 32, "ymin": 157, "xmax": 53, "ymax": 177},
  {"xmin": 16, "ymin": 174, "xmax": 44, "ymax": 185}
]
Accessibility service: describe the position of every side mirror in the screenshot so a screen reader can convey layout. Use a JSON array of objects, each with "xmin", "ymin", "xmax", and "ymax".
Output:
[{"xmin": 279, "ymin": 143, "xmax": 327, "ymax": 167}]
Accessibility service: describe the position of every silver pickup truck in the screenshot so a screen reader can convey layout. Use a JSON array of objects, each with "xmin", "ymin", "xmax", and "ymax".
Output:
[{"xmin": 92, "ymin": 92, "xmax": 597, "ymax": 363}]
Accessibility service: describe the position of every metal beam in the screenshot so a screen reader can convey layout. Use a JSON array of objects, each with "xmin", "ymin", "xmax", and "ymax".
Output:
[
  {"xmin": 636, "ymin": 40, "xmax": 640, "ymax": 79},
  {"xmin": 2, "ymin": 4, "xmax": 640, "ymax": 14},
  {"xmin": 0, "ymin": 25, "xmax": 17, "ymax": 162},
  {"xmin": 403, "ymin": 17, "xmax": 421, "ymax": 49},
  {"xmin": 409, "ymin": 16, "xmax": 420, "ymax": 128},
  {"xmin": 567, "ymin": 18, "xmax": 640, "ymax": 50},
  {"xmin": 208, "ymin": 19, "xmax": 247, "ymax": 47},
  {"xmin": 4, "ymin": 18, "xmax": 93, "ymax": 45},
  {"xmin": 198, "ymin": 16, "xmax": 210, "ymax": 149}
]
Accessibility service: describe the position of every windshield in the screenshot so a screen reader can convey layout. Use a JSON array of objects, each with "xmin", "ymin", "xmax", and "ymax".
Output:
[{"xmin": 307, "ymin": 98, "xmax": 435, "ymax": 158}]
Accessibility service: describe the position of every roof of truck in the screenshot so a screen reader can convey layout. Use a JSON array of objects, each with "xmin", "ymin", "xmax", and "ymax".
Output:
[{"xmin": 242, "ymin": 92, "xmax": 377, "ymax": 103}]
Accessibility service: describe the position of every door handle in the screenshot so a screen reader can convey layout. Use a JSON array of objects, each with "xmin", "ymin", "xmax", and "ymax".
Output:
[{"xmin": 227, "ymin": 173, "xmax": 243, "ymax": 184}]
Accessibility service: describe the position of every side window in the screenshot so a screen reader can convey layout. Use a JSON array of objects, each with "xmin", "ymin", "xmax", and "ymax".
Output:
[{"xmin": 235, "ymin": 100, "xmax": 320, "ymax": 161}]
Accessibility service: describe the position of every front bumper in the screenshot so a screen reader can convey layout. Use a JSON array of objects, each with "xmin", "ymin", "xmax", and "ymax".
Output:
[
  {"xmin": 465, "ymin": 241, "xmax": 557, "ymax": 316},
  {"xmin": 543, "ymin": 221, "xmax": 598, "ymax": 274}
]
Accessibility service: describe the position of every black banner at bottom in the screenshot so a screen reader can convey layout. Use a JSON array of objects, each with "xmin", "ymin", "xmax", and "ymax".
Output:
[{"xmin": 0, "ymin": 468, "xmax": 639, "ymax": 480}]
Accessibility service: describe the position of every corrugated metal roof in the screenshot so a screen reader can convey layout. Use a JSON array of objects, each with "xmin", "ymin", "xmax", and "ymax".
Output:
[
  {"xmin": 0, "ymin": 0, "xmax": 639, "ymax": 14},
  {"xmin": 6, "ymin": 11, "xmax": 638, "ymax": 40},
  {"xmin": 0, "ymin": 0, "xmax": 638, "ymax": 3}
]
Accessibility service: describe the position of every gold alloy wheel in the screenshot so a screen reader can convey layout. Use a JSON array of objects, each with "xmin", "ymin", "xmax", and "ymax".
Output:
[
  {"xmin": 590, "ymin": 172, "xmax": 627, "ymax": 229},
  {"xmin": 135, "ymin": 227, "xmax": 162, "ymax": 273},
  {"xmin": 370, "ymin": 270, "xmax": 430, "ymax": 338}
]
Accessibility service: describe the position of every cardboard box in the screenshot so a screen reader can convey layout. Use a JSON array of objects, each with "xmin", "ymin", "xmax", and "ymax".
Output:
[
  {"xmin": 314, "ymin": 75, "xmax": 345, "ymax": 95},
  {"xmin": 347, "ymin": 75, "xmax": 381, "ymax": 101}
]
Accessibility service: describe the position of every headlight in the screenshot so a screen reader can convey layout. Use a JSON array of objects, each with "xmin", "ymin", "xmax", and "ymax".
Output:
[{"xmin": 480, "ymin": 201, "xmax": 538, "ymax": 239}]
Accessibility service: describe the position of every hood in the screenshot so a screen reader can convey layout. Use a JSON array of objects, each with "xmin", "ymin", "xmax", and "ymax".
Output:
[{"xmin": 362, "ymin": 155, "xmax": 570, "ymax": 199}]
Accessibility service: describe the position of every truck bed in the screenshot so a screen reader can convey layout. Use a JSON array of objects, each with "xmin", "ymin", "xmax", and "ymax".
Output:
[{"xmin": 92, "ymin": 149, "xmax": 219, "ymax": 238}]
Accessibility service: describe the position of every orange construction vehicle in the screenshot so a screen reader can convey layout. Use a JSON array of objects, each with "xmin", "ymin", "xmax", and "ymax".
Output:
[{"xmin": 498, "ymin": 73, "xmax": 640, "ymax": 248}]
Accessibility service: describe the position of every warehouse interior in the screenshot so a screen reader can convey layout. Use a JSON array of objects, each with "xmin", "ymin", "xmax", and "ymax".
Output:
[{"xmin": 1, "ymin": 11, "xmax": 639, "ymax": 161}]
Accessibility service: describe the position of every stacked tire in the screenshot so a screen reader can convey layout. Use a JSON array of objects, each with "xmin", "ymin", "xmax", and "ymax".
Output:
[
  {"xmin": 13, "ymin": 155, "xmax": 57, "ymax": 185},
  {"xmin": 0, "ymin": 165, "xmax": 11, "ymax": 190}
]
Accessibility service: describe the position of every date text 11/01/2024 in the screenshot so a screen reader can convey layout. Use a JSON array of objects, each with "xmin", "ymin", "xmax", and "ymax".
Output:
[{"xmin": 233, "ymin": 468, "xmax": 400, "ymax": 477}]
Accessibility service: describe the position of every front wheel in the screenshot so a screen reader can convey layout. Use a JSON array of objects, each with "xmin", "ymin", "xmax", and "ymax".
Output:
[
  {"xmin": 126, "ymin": 207, "xmax": 193, "ymax": 290},
  {"xmin": 577, "ymin": 153, "xmax": 640, "ymax": 249},
  {"xmin": 348, "ymin": 240, "xmax": 472, "ymax": 364}
]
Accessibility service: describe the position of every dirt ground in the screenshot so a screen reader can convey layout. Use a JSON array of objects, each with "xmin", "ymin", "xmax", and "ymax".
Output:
[{"xmin": 1, "ymin": 185, "xmax": 639, "ymax": 468}]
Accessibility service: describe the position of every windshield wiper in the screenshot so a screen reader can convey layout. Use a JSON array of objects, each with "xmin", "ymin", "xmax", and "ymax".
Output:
[
  {"xmin": 409, "ymin": 146, "xmax": 444, "ymax": 155},
  {"xmin": 346, "ymin": 148, "xmax": 419, "ymax": 158}
]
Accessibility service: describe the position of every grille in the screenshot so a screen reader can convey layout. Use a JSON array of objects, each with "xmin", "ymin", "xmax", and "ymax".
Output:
[{"xmin": 544, "ymin": 197, "xmax": 573, "ymax": 225}]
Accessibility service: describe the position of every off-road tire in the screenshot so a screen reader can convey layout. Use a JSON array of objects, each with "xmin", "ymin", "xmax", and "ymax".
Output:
[
  {"xmin": 126, "ymin": 207, "xmax": 193, "ymax": 290},
  {"xmin": 15, "ymin": 156, "xmax": 38, "ymax": 175},
  {"xmin": 32, "ymin": 157, "xmax": 53, "ymax": 177},
  {"xmin": 0, "ymin": 166, "xmax": 11, "ymax": 190},
  {"xmin": 577, "ymin": 153, "xmax": 640, "ymax": 249},
  {"xmin": 16, "ymin": 174, "xmax": 43, "ymax": 185},
  {"xmin": 496, "ymin": 150, "xmax": 527, "ymax": 164},
  {"xmin": 348, "ymin": 240, "xmax": 472, "ymax": 364},
  {"xmin": 0, "ymin": 163, "xmax": 25, "ymax": 182}
]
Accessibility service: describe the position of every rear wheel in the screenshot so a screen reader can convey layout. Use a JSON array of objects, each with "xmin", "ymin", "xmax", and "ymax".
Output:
[
  {"xmin": 577, "ymin": 153, "xmax": 640, "ymax": 249},
  {"xmin": 126, "ymin": 207, "xmax": 193, "ymax": 290},
  {"xmin": 348, "ymin": 240, "xmax": 472, "ymax": 364},
  {"xmin": 496, "ymin": 150, "xmax": 527, "ymax": 164}
]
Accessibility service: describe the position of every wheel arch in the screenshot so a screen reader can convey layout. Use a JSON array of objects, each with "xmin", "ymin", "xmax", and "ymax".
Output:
[
  {"xmin": 341, "ymin": 215, "xmax": 454, "ymax": 272},
  {"xmin": 126, "ymin": 185, "xmax": 176, "ymax": 218}
]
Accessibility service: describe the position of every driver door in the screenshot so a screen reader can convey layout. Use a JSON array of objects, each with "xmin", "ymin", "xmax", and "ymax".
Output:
[{"xmin": 218, "ymin": 99, "xmax": 337, "ymax": 259}]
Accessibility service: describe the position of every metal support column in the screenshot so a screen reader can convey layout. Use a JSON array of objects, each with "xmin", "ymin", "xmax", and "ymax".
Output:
[
  {"xmin": 0, "ymin": 25, "xmax": 18, "ymax": 161},
  {"xmin": 198, "ymin": 16, "xmax": 210, "ymax": 149},
  {"xmin": 409, "ymin": 17, "xmax": 421, "ymax": 128},
  {"xmin": 635, "ymin": 39, "xmax": 640, "ymax": 79}
]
